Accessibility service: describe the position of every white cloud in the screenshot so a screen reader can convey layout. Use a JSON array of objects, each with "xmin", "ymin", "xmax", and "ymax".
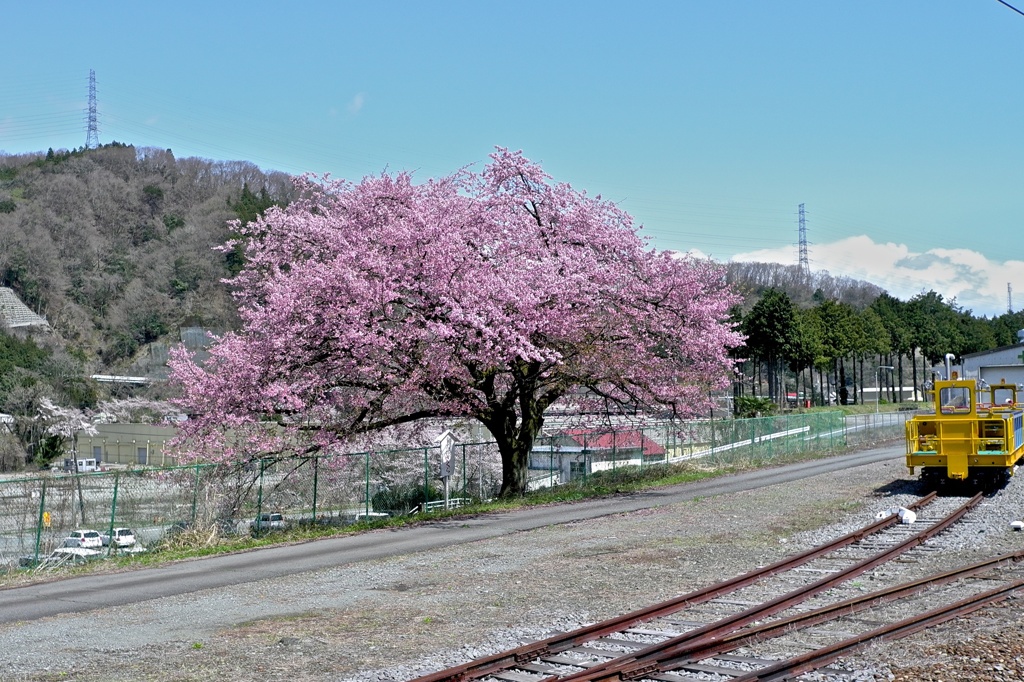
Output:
[
  {"xmin": 668, "ymin": 248, "xmax": 710, "ymax": 260},
  {"xmin": 730, "ymin": 235, "xmax": 1023, "ymax": 318},
  {"xmin": 347, "ymin": 93, "xmax": 365, "ymax": 115}
]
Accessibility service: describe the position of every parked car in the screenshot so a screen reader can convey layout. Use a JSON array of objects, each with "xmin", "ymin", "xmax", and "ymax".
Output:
[
  {"xmin": 101, "ymin": 527, "xmax": 136, "ymax": 547},
  {"xmin": 66, "ymin": 529, "xmax": 103, "ymax": 549},
  {"xmin": 40, "ymin": 546, "xmax": 101, "ymax": 568},
  {"xmin": 250, "ymin": 512, "xmax": 290, "ymax": 534}
]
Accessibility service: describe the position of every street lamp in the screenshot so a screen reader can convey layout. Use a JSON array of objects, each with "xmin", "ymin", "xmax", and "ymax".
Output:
[{"xmin": 876, "ymin": 366, "xmax": 894, "ymax": 413}]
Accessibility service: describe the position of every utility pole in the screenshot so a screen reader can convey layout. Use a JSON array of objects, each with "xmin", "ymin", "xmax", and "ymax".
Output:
[
  {"xmin": 85, "ymin": 69, "xmax": 99, "ymax": 150},
  {"xmin": 797, "ymin": 203, "xmax": 809, "ymax": 274},
  {"xmin": 1009, "ymin": 283, "xmax": 1014, "ymax": 315}
]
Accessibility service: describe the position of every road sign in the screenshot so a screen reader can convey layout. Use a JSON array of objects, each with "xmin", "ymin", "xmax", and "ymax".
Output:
[{"xmin": 436, "ymin": 429, "xmax": 456, "ymax": 478}]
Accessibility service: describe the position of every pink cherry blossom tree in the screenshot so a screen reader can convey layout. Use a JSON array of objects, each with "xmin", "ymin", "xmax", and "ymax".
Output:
[{"xmin": 169, "ymin": 149, "xmax": 743, "ymax": 496}]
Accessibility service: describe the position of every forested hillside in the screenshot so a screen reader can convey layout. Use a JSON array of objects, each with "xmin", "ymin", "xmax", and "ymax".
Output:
[
  {"xmin": 0, "ymin": 142, "xmax": 292, "ymax": 460},
  {"xmin": 2, "ymin": 141, "xmax": 1024, "ymax": 469},
  {"xmin": 726, "ymin": 260, "xmax": 1024, "ymax": 353},
  {"xmin": 0, "ymin": 143, "xmax": 290, "ymax": 368},
  {"xmin": 726, "ymin": 261, "xmax": 885, "ymax": 311},
  {"xmin": 725, "ymin": 262, "xmax": 1024, "ymax": 416}
]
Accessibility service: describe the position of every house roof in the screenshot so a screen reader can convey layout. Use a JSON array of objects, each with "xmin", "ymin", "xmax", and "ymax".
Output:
[
  {"xmin": 560, "ymin": 428, "xmax": 667, "ymax": 456},
  {"xmin": 0, "ymin": 287, "xmax": 49, "ymax": 329}
]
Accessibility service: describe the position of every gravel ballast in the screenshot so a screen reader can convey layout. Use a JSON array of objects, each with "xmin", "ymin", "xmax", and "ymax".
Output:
[{"xmin": 1, "ymin": 445, "xmax": 1023, "ymax": 682}]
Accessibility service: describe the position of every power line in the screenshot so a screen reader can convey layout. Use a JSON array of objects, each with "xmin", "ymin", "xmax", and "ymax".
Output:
[{"xmin": 996, "ymin": 0, "xmax": 1024, "ymax": 17}]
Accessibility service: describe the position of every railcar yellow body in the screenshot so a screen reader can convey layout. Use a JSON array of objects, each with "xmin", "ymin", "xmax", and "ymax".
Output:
[{"xmin": 906, "ymin": 376, "xmax": 1024, "ymax": 484}]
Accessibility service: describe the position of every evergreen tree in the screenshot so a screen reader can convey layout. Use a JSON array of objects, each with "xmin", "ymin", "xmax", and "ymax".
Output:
[{"xmin": 742, "ymin": 289, "xmax": 798, "ymax": 405}]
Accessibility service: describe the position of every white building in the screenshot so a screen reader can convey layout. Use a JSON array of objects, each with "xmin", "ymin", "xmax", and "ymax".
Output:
[{"xmin": 948, "ymin": 330, "xmax": 1024, "ymax": 387}]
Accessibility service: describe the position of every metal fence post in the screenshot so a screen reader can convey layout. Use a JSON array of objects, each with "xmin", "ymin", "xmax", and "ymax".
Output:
[
  {"xmin": 613, "ymin": 429, "xmax": 619, "ymax": 470},
  {"xmin": 639, "ymin": 427, "xmax": 645, "ymax": 471},
  {"xmin": 461, "ymin": 444, "xmax": 468, "ymax": 499},
  {"xmin": 423, "ymin": 447, "xmax": 430, "ymax": 510},
  {"xmin": 364, "ymin": 452, "xmax": 370, "ymax": 518},
  {"xmin": 311, "ymin": 454, "xmax": 319, "ymax": 523},
  {"xmin": 107, "ymin": 473, "xmax": 120, "ymax": 557},
  {"xmin": 821, "ymin": 413, "xmax": 827, "ymax": 450},
  {"xmin": 583, "ymin": 433, "xmax": 589, "ymax": 484},
  {"xmin": 33, "ymin": 479, "xmax": 47, "ymax": 565},
  {"xmin": 255, "ymin": 458, "xmax": 266, "ymax": 530},
  {"xmin": 191, "ymin": 463, "xmax": 200, "ymax": 524},
  {"xmin": 583, "ymin": 443, "xmax": 588, "ymax": 483},
  {"xmin": 549, "ymin": 441, "xmax": 555, "ymax": 488}
]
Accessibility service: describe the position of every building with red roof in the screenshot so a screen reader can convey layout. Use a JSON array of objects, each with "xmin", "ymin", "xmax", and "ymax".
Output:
[{"xmin": 530, "ymin": 427, "xmax": 667, "ymax": 486}]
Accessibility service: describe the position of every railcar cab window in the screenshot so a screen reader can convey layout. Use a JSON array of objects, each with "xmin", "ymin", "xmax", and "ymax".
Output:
[
  {"xmin": 990, "ymin": 386, "xmax": 1018, "ymax": 409},
  {"xmin": 940, "ymin": 386, "xmax": 972, "ymax": 414}
]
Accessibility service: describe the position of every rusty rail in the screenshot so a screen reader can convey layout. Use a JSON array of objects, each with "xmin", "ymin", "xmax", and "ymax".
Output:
[
  {"xmin": 656, "ymin": 549, "xmax": 1024, "ymax": 673},
  {"xmin": 549, "ymin": 493, "xmax": 981, "ymax": 681},
  {"xmin": 409, "ymin": 492, "xmax": 938, "ymax": 682},
  {"xmin": 730, "ymin": 575, "xmax": 1024, "ymax": 681}
]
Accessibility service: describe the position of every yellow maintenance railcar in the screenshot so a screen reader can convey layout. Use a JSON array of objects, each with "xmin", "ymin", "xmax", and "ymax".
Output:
[{"xmin": 906, "ymin": 375, "xmax": 1024, "ymax": 485}]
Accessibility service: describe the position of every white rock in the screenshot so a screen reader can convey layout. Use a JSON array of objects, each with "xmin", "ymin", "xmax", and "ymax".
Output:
[
  {"xmin": 896, "ymin": 508, "xmax": 916, "ymax": 525},
  {"xmin": 875, "ymin": 506, "xmax": 916, "ymax": 524}
]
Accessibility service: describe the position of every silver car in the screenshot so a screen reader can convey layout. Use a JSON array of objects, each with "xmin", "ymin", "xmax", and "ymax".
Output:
[
  {"xmin": 101, "ymin": 527, "xmax": 137, "ymax": 547},
  {"xmin": 250, "ymin": 513, "xmax": 290, "ymax": 533},
  {"xmin": 66, "ymin": 529, "xmax": 103, "ymax": 549}
]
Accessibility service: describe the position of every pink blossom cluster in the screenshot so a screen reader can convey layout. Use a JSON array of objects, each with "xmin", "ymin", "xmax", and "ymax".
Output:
[
  {"xmin": 38, "ymin": 397, "xmax": 178, "ymax": 438},
  {"xmin": 169, "ymin": 149, "xmax": 742, "ymax": 488},
  {"xmin": 38, "ymin": 397, "xmax": 98, "ymax": 439}
]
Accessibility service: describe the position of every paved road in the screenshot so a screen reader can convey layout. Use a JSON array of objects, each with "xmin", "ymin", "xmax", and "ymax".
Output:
[{"xmin": 0, "ymin": 444, "xmax": 903, "ymax": 624}]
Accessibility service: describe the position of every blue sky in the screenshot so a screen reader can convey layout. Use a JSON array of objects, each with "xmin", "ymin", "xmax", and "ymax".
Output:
[{"xmin": 3, "ymin": 2, "xmax": 1023, "ymax": 317}]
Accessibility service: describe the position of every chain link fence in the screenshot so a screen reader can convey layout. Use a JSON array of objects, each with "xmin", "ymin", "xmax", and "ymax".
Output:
[
  {"xmin": 0, "ymin": 442, "xmax": 508, "ymax": 567},
  {"xmin": 841, "ymin": 410, "xmax": 918, "ymax": 448},
  {"xmin": 0, "ymin": 411, "xmax": 903, "ymax": 568},
  {"xmin": 529, "ymin": 412, "xmax": 853, "ymax": 485}
]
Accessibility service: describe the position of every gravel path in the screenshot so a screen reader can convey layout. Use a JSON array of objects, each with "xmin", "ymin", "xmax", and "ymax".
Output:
[{"xmin": 2, "ymin": 446, "xmax": 1023, "ymax": 681}]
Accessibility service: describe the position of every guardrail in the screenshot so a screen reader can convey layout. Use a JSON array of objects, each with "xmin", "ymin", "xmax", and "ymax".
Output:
[{"xmin": 411, "ymin": 498, "xmax": 471, "ymax": 514}]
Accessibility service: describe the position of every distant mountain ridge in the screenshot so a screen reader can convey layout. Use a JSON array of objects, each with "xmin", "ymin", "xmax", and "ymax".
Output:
[{"xmin": 725, "ymin": 261, "xmax": 885, "ymax": 312}]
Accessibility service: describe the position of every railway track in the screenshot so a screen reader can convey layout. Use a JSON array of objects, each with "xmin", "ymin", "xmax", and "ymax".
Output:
[{"xmin": 409, "ymin": 491, "xmax": 1024, "ymax": 681}]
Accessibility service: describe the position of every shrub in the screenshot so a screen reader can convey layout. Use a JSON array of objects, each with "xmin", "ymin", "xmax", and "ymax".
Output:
[
  {"xmin": 371, "ymin": 482, "xmax": 442, "ymax": 516},
  {"xmin": 735, "ymin": 395, "xmax": 778, "ymax": 418}
]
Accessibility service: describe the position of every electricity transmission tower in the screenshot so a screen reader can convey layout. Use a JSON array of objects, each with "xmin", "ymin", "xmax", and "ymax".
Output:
[
  {"xmin": 797, "ymin": 203, "xmax": 809, "ymax": 273},
  {"xmin": 85, "ymin": 69, "xmax": 99, "ymax": 149}
]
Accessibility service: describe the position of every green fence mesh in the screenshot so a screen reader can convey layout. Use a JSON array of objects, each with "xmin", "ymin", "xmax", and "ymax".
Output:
[{"xmin": 0, "ymin": 411, "xmax": 905, "ymax": 568}]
